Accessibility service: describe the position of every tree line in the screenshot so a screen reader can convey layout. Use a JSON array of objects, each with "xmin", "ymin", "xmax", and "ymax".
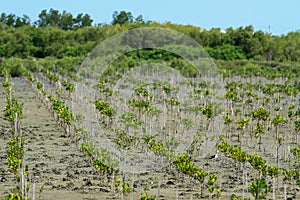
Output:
[
  {"xmin": 0, "ymin": 9, "xmax": 300, "ymax": 62},
  {"xmin": 0, "ymin": 9, "xmax": 93, "ymax": 29}
]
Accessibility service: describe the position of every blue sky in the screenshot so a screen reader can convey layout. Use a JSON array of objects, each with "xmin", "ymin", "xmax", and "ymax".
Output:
[{"xmin": 1, "ymin": 0, "xmax": 299, "ymax": 35}]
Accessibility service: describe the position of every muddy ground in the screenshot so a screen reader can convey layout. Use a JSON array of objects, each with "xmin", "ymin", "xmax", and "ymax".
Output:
[
  {"xmin": 1, "ymin": 77, "xmax": 300, "ymax": 200},
  {"xmin": 0, "ymin": 78, "xmax": 203, "ymax": 200}
]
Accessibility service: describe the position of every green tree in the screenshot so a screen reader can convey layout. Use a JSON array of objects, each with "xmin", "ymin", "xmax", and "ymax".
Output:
[
  {"xmin": 74, "ymin": 13, "xmax": 93, "ymax": 28},
  {"xmin": 135, "ymin": 14, "xmax": 144, "ymax": 23},
  {"xmin": 59, "ymin": 10, "xmax": 74, "ymax": 30},
  {"xmin": 112, "ymin": 11, "xmax": 134, "ymax": 25},
  {"xmin": 206, "ymin": 44, "xmax": 246, "ymax": 60}
]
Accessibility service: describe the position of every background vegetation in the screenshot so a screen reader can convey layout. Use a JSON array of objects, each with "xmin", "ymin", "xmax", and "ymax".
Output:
[{"xmin": 0, "ymin": 9, "xmax": 299, "ymax": 62}]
